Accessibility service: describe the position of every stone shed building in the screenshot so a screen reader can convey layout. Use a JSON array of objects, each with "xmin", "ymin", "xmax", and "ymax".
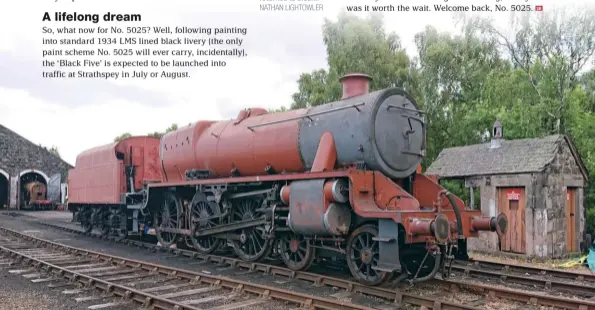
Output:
[
  {"xmin": 426, "ymin": 121, "xmax": 588, "ymax": 258},
  {"xmin": 0, "ymin": 124, "xmax": 72, "ymax": 209}
]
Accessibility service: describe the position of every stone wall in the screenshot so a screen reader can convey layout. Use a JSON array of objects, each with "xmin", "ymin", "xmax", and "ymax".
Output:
[
  {"xmin": 542, "ymin": 141, "xmax": 585, "ymax": 257},
  {"xmin": 0, "ymin": 125, "xmax": 73, "ymax": 208},
  {"xmin": 0, "ymin": 125, "xmax": 72, "ymax": 180},
  {"xmin": 467, "ymin": 139, "xmax": 585, "ymax": 258}
]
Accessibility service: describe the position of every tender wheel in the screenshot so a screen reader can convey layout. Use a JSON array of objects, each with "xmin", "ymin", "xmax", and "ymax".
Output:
[
  {"xmin": 279, "ymin": 233, "xmax": 315, "ymax": 271},
  {"xmin": 80, "ymin": 209, "xmax": 93, "ymax": 233},
  {"xmin": 97, "ymin": 209, "xmax": 110, "ymax": 237},
  {"xmin": 154, "ymin": 192, "xmax": 182, "ymax": 248},
  {"xmin": 346, "ymin": 224, "xmax": 390, "ymax": 286},
  {"xmin": 189, "ymin": 191, "xmax": 222, "ymax": 254},
  {"xmin": 229, "ymin": 197, "xmax": 272, "ymax": 262},
  {"xmin": 110, "ymin": 209, "xmax": 128, "ymax": 239},
  {"xmin": 400, "ymin": 247, "xmax": 438, "ymax": 280}
]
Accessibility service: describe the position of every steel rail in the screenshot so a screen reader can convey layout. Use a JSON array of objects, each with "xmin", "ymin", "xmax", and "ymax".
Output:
[
  {"xmin": 33, "ymin": 220, "xmax": 485, "ymax": 310},
  {"xmin": 0, "ymin": 226, "xmax": 374, "ymax": 310},
  {"xmin": 33, "ymin": 220, "xmax": 595, "ymax": 310},
  {"xmin": 449, "ymin": 264, "xmax": 595, "ymax": 297},
  {"xmin": 0, "ymin": 244, "xmax": 204, "ymax": 310},
  {"xmin": 455, "ymin": 259, "xmax": 595, "ymax": 283},
  {"xmin": 438, "ymin": 279, "xmax": 595, "ymax": 310}
]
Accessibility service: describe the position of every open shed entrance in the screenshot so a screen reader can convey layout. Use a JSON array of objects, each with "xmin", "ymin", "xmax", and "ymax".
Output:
[
  {"xmin": 0, "ymin": 170, "xmax": 8, "ymax": 209},
  {"xmin": 19, "ymin": 171, "xmax": 47, "ymax": 209},
  {"xmin": 497, "ymin": 187, "xmax": 526, "ymax": 254}
]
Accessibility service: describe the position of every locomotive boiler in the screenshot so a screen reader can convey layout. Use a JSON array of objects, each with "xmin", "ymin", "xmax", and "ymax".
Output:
[
  {"xmin": 69, "ymin": 73, "xmax": 507, "ymax": 286},
  {"xmin": 160, "ymin": 74, "xmax": 423, "ymax": 182}
]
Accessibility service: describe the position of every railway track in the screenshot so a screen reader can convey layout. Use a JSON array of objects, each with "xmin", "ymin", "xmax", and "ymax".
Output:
[
  {"xmin": 449, "ymin": 260, "xmax": 595, "ymax": 297},
  {"xmin": 1, "ymin": 221, "xmax": 482, "ymax": 310},
  {"xmin": 0, "ymin": 226, "xmax": 380, "ymax": 310},
  {"xmin": 15, "ymin": 217, "xmax": 595, "ymax": 310},
  {"xmin": 455, "ymin": 258, "xmax": 595, "ymax": 283}
]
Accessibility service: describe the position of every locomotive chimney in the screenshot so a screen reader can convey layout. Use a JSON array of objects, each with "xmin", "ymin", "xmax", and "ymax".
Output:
[{"xmin": 339, "ymin": 73, "xmax": 372, "ymax": 99}]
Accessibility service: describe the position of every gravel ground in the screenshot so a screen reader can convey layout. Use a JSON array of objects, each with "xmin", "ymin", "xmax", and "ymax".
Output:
[
  {"xmin": 0, "ymin": 211, "xmax": 568, "ymax": 310},
  {"xmin": 469, "ymin": 252, "xmax": 593, "ymax": 274},
  {"xmin": 0, "ymin": 262, "xmax": 137, "ymax": 310},
  {"xmin": 0, "ymin": 212, "xmax": 404, "ymax": 309}
]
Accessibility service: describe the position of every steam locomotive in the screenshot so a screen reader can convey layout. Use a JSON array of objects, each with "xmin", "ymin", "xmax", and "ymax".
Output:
[
  {"xmin": 21, "ymin": 181, "xmax": 55, "ymax": 210},
  {"xmin": 67, "ymin": 73, "xmax": 507, "ymax": 285}
]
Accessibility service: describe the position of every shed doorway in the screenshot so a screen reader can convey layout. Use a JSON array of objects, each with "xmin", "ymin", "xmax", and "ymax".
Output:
[
  {"xmin": 0, "ymin": 170, "xmax": 8, "ymax": 208},
  {"xmin": 19, "ymin": 171, "xmax": 47, "ymax": 209},
  {"xmin": 497, "ymin": 187, "xmax": 526, "ymax": 254},
  {"xmin": 566, "ymin": 188, "xmax": 577, "ymax": 252}
]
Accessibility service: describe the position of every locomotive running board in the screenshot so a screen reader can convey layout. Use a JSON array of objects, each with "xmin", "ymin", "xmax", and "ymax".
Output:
[{"xmin": 372, "ymin": 219, "xmax": 402, "ymax": 273}]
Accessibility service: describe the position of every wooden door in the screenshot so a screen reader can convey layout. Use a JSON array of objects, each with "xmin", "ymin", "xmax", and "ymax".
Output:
[
  {"xmin": 497, "ymin": 187, "xmax": 526, "ymax": 254},
  {"xmin": 566, "ymin": 188, "xmax": 577, "ymax": 252}
]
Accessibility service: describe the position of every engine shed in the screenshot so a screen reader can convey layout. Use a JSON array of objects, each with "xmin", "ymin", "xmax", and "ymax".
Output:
[
  {"xmin": 0, "ymin": 124, "xmax": 72, "ymax": 209},
  {"xmin": 425, "ymin": 121, "xmax": 588, "ymax": 259}
]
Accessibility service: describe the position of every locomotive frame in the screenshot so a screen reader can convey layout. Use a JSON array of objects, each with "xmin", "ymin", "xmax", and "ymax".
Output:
[{"xmin": 69, "ymin": 73, "xmax": 507, "ymax": 286}]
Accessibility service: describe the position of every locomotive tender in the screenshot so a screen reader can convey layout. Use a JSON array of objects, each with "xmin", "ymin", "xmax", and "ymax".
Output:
[{"xmin": 68, "ymin": 73, "xmax": 507, "ymax": 285}]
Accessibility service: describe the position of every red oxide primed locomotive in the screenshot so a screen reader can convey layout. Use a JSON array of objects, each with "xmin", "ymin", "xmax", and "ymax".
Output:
[{"xmin": 68, "ymin": 73, "xmax": 507, "ymax": 285}]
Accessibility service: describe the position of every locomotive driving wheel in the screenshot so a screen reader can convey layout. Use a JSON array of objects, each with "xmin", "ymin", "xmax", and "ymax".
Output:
[
  {"xmin": 189, "ymin": 191, "xmax": 222, "ymax": 254},
  {"xmin": 229, "ymin": 197, "xmax": 272, "ymax": 262},
  {"xmin": 346, "ymin": 224, "xmax": 390, "ymax": 286},
  {"xmin": 279, "ymin": 233, "xmax": 315, "ymax": 271},
  {"xmin": 154, "ymin": 192, "xmax": 182, "ymax": 248}
]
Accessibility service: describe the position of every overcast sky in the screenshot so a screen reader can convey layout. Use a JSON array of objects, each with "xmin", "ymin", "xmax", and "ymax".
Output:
[{"xmin": 0, "ymin": 0, "xmax": 591, "ymax": 166}]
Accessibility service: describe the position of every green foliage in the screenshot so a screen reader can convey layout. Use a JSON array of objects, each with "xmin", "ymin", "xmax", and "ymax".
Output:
[
  {"xmin": 115, "ymin": 124, "xmax": 179, "ymax": 141},
  {"xmin": 113, "ymin": 133, "xmax": 132, "ymax": 142},
  {"xmin": 147, "ymin": 124, "xmax": 178, "ymax": 139},
  {"xmin": 49, "ymin": 146, "xmax": 60, "ymax": 157},
  {"xmin": 268, "ymin": 106, "xmax": 288, "ymax": 113},
  {"xmin": 289, "ymin": 9, "xmax": 595, "ymax": 233},
  {"xmin": 290, "ymin": 12, "xmax": 413, "ymax": 109}
]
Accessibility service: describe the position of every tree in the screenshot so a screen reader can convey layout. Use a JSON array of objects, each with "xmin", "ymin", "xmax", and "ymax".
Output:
[
  {"xmin": 268, "ymin": 106, "xmax": 288, "ymax": 113},
  {"xmin": 114, "ymin": 133, "xmax": 132, "ymax": 142},
  {"xmin": 580, "ymin": 68, "xmax": 595, "ymax": 112},
  {"xmin": 49, "ymin": 146, "xmax": 59, "ymax": 157},
  {"xmin": 115, "ymin": 124, "xmax": 180, "ymax": 142},
  {"xmin": 413, "ymin": 24, "xmax": 509, "ymax": 163},
  {"xmin": 466, "ymin": 7, "xmax": 595, "ymax": 135},
  {"xmin": 290, "ymin": 12, "xmax": 414, "ymax": 109},
  {"xmin": 463, "ymin": 10, "xmax": 595, "ymax": 233},
  {"xmin": 286, "ymin": 9, "xmax": 595, "ymax": 233},
  {"xmin": 147, "ymin": 123, "xmax": 178, "ymax": 139}
]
